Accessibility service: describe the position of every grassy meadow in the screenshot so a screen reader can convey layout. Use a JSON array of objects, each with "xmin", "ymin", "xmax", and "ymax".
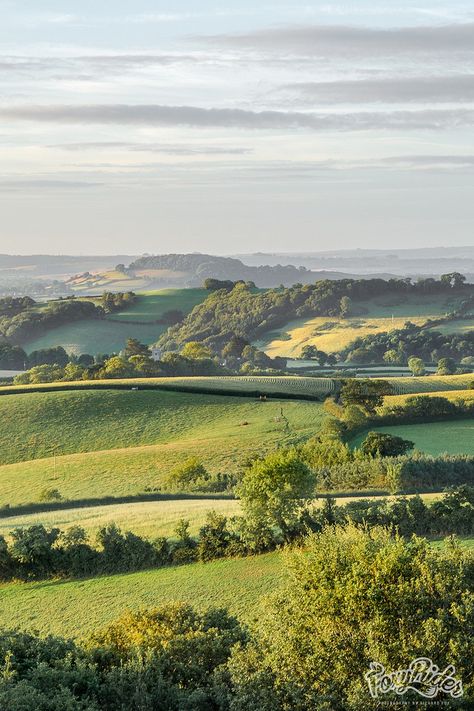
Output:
[
  {"xmin": 0, "ymin": 499, "xmax": 242, "ymax": 540},
  {"xmin": 22, "ymin": 288, "xmax": 207, "ymax": 355},
  {"xmin": 0, "ymin": 552, "xmax": 285, "ymax": 638},
  {"xmin": 351, "ymin": 419, "xmax": 474, "ymax": 456},
  {"xmin": 255, "ymin": 294, "xmax": 467, "ymax": 358},
  {"xmin": 0, "ymin": 493, "xmax": 443, "ymax": 541},
  {"xmin": 0, "ymin": 389, "xmax": 325, "ymax": 503},
  {"xmin": 1, "ymin": 535, "xmax": 472, "ymax": 640}
]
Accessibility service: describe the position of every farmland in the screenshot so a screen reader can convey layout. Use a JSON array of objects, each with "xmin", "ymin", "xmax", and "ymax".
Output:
[
  {"xmin": 383, "ymin": 389, "xmax": 474, "ymax": 408},
  {"xmin": 2, "ymin": 372, "xmax": 473, "ymax": 400},
  {"xmin": 1, "ymin": 536, "xmax": 472, "ymax": 640},
  {"xmin": 22, "ymin": 288, "xmax": 207, "ymax": 355},
  {"xmin": 351, "ymin": 419, "xmax": 474, "ymax": 456},
  {"xmin": 0, "ymin": 499, "xmax": 242, "ymax": 540},
  {"xmin": 0, "ymin": 552, "xmax": 284, "ymax": 637},
  {"xmin": 255, "ymin": 294, "xmax": 467, "ymax": 358},
  {"xmin": 0, "ymin": 493, "xmax": 442, "ymax": 541},
  {"xmin": 0, "ymin": 388, "xmax": 325, "ymax": 503}
]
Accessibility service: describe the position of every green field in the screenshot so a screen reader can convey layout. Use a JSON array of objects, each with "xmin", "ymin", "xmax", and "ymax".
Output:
[
  {"xmin": 0, "ymin": 552, "xmax": 285, "ymax": 638},
  {"xmin": 0, "ymin": 499, "xmax": 242, "ymax": 540},
  {"xmin": 352, "ymin": 419, "xmax": 474, "ymax": 456},
  {"xmin": 255, "ymin": 294, "xmax": 464, "ymax": 358},
  {"xmin": 22, "ymin": 288, "xmax": 207, "ymax": 355},
  {"xmin": 1, "ymin": 536, "xmax": 472, "ymax": 640},
  {"xmin": 0, "ymin": 389, "xmax": 324, "ymax": 503}
]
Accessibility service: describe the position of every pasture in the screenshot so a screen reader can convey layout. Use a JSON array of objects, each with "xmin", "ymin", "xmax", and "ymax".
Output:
[
  {"xmin": 255, "ymin": 294, "xmax": 466, "ymax": 358},
  {"xmin": 0, "ymin": 389, "xmax": 325, "ymax": 503},
  {"xmin": 351, "ymin": 419, "xmax": 474, "ymax": 456},
  {"xmin": 0, "ymin": 536, "xmax": 471, "ymax": 639},
  {"xmin": 0, "ymin": 552, "xmax": 285, "ymax": 638},
  {"xmin": 0, "ymin": 493, "xmax": 442, "ymax": 541},
  {"xmin": 22, "ymin": 288, "xmax": 207, "ymax": 355}
]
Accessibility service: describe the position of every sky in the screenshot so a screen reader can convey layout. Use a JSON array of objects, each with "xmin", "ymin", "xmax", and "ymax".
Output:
[{"xmin": 0, "ymin": 1, "xmax": 474, "ymax": 254}]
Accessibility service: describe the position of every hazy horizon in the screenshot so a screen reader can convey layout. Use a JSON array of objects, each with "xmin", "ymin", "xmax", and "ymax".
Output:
[{"xmin": 1, "ymin": 1, "xmax": 474, "ymax": 253}]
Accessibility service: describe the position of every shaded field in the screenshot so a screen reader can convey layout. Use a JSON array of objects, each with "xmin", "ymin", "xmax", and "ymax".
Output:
[
  {"xmin": 351, "ymin": 419, "xmax": 474, "ymax": 456},
  {"xmin": 0, "ymin": 552, "xmax": 285, "ymax": 638},
  {"xmin": 22, "ymin": 288, "xmax": 207, "ymax": 355},
  {"xmin": 255, "ymin": 294, "xmax": 464, "ymax": 358},
  {"xmin": 427, "ymin": 318, "xmax": 474, "ymax": 335}
]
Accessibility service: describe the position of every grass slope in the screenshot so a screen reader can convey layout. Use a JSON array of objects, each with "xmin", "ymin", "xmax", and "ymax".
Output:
[
  {"xmin": 0, "ymin": 389, "xmax": 324, "ymax": 467},
  {"xmin": 1, "ymin": 537, "xmax": 472, "ymax": 639},
  {"xmin": 0, "ymin": 390, "xmax": 324, "ymax": 503},
  {"xmin": 23, "ymin": 289, "xmax": 207, "ymax": 355},
  {"xmin": 351, "ymin": 419, "xmax": 474, "ymax": 456},
  {"xmin": 256, "ymin": 294, "xmax": 466, "ymax": 358},
  {"xmin": 0, "ymin": 553, "xmax": 285, "ymax": 638}
]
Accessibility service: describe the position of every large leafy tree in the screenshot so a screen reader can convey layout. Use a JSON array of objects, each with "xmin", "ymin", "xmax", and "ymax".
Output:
[{"xmin": 237, "ymin": 450, "xmax": 315, "ymax": 542}]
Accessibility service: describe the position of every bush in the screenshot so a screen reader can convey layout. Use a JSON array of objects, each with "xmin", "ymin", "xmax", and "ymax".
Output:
[
  {"xmin": 360, "ymin": 431, "xmax": 414, "ymax": 458},
  {"xmin": 224, "ymin": 525, "xmax": 474, "ymax": 709},
  {"xmin": 39, "ymin": 488, "xmax": 63, "ymax": 502}
]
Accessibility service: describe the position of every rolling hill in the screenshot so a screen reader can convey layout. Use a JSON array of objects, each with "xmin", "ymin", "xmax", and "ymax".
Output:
[
  {"xmin": 21, "ymin": 288, "xmax": 207, "ymax": 355},
  {"xmin": 0, "ymin": 387, "xmax": 325, "ymax": 503},
  {"xmin": 255, "ymin": 293, "xmax": 470, "ymax": 358}
]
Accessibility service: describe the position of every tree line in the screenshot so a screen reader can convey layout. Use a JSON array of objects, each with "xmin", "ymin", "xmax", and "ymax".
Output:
[{"xmin": 0, "ymin": 482, "xmax": 473, "ymax": 585}]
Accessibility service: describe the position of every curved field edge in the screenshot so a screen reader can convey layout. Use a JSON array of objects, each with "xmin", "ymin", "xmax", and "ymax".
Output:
[
  {"xmin": 0, "ymin": 552, "xmax": 285, "ymax": 638},
  {"xmin": 0, "ymin": 373, "xmax": 472, "ymax": 398}
]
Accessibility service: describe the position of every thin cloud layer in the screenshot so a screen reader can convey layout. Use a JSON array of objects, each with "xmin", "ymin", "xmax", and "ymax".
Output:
[
  {"xmin": 282, "ymin": 75, "xmax": 474, "ymax": 104},
  {"xmin": 2, "ymin": 104, "xmax": 474, "ymax": 131},
  {"xmin": 205, "ymin": 22, "xmax": 474, "ymax": 56}
]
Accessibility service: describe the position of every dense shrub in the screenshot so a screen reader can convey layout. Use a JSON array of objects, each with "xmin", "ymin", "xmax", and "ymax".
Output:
[{"xmin": 222, "ymin": 526, "xmax": 474, "ymax": 709}]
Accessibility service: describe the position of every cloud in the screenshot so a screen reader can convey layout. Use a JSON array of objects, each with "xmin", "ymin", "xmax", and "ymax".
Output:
[
  {"xmin": 203, "ymin": 22, "xmax": 474, "ymax": 56},
  {"xmin": 282, "ymin": 74, "xmax": 474, "ymax": 104},
  {"xmin": 2, "ymin": 103, "xmax": 474, "ymax": 131},
  {"xmin": 53, "ymin": 142, "xmax": 253, "ymax": 156}
]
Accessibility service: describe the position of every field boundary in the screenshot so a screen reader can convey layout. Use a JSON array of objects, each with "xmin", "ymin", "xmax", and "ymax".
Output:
[{"xmin": 0, "ymin": 492, "xmax": 235, "ymax": 520}]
